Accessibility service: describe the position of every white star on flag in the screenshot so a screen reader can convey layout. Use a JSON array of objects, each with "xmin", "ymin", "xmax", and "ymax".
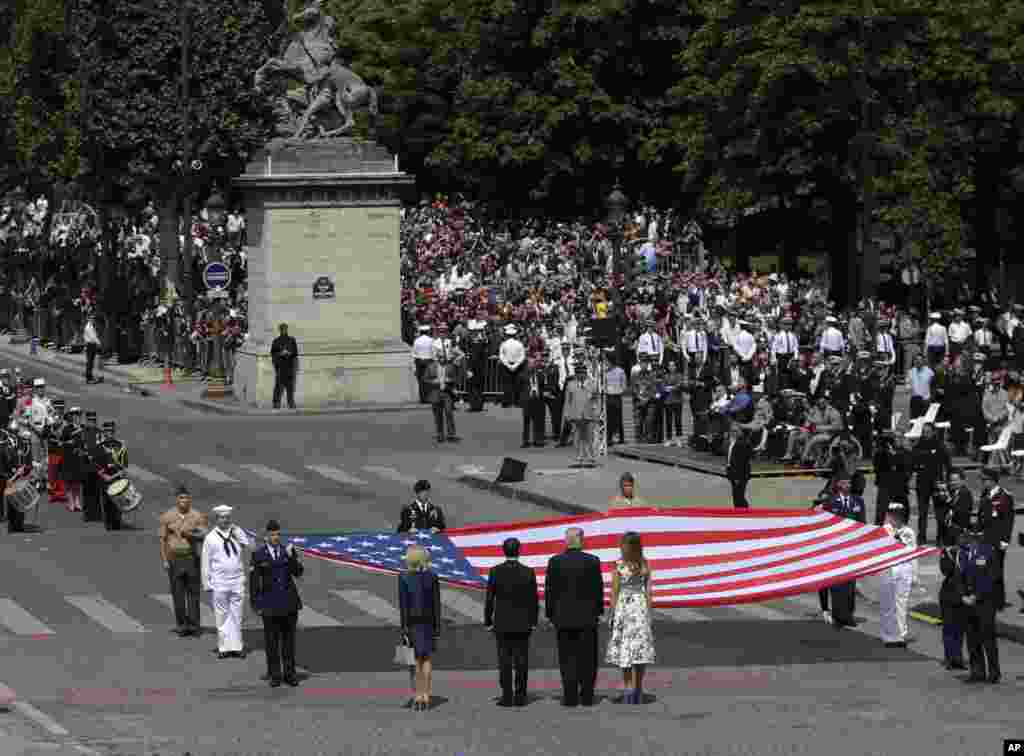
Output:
[
  {"xmin": 333, "ymin": 536, "xmax": 348, "ymax": 542},
  {"xmin": 402, "ymin": 539, "xmax": 416, "ymax": 545},
  {"xmin": 376, "ymin": 535, "xmax": 390, "ymax": 540},
  {"xmin": 439, "ymin": 558, "xmax": 454, "ymax": 564},
  {"xmin": 359, "ymin": 541, "xmax": 375, "ymax": 547},
  {"xmin": 428, "ymin": 545, "xmax": 443, "ymax": 552},
  {"xmin": 416, "ymin": 532, "xmax": 433, "ymax": 539}
]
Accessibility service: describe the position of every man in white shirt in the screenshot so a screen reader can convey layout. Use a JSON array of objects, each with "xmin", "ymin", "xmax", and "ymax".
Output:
[
  {"xmin": 499, "ymin": 324, "xmax": 526, "ymax": 407},
  {"xmin": 907, "ymin": 353, "xmax": 933, "ymax": 419},
  {"xmin": 771, "ymin": 317, "xmax": 799, "ymax": 388},
  {"xmin": 202, "ymin": 504, "xmax": 252, "ymax": 659},
  {"xmin": 924, "ymin": 312, "xmax": 948, "ymax": 367},
  {"xmin": 875, "ymin": 320, "xmax": 897, "ymax": 367},
  {"xmin": 732, "ymin": 319, "xmax": 757, "ymax": 386},
  {"xmin": 818, "ymin": 316, "xmax": 845, "ymax": 358},
  {"xmin": 974, "ymin": 318, "xmax": 996, "ymax": 366},
  {"xmin": 995, "ymin": 305, "xmax": 1017, "ymax": 361},
  {"xmin": 605, "ymin": 360, "xmax": 627, "ymax": 445},
  {"xmin": 636, "ymin": 322, "xmax": 664, "ymax": 366},
  {"xmin": 431, "ymin": 323, "xmax": 463, "ymax": 365},
  {"xmin": 683, "ymin": 317, "xmax": 709, "ymax": 381},
  {"xmin": 947, "ymin": 309, "xmax": 972, "ymax": 359},
  {"xmin": 412, "ymin": 325, "xmax": 435, "ymax": 404}
]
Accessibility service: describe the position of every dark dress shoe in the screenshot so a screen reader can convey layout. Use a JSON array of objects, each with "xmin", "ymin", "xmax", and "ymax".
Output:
[
  {"xmin": 988, "ymin": 673, "xmax": 1002, "ymax": 684},
  {"xmin": 514, "ymin": 696, "xmax": 527, "ymax": 707},
  {"xmin": 269, "ymin": 678, "xmax": 282, "ymax": 688},
  {"xmin": 581, "ymin": 698, "xmax": 596, "ymax": 707},
  {"xmin": 533, "ymin": 442, "xmax": 546, "ymax": 448},
  {"xmin": 561, "ymin": 699, "xmax": 579, "ymax": 707},
  {"xmin": 884, "ymin": 641, "xmax": 907, "ymax": 648},
  {"xmin": 964, "ymin": 675, "xmax": 986, "ymax": 683},
  {"xmin": 217, "ymin": 652, "xmax": 230, "ymax": 660},
  {"xmin": 447, "ymin": 436, "xmax": 460, "ymax": 443},
  {"xmin": 521, "ymin": 442, "xmax": 531, "ymax": 448},
  {"xmin": 497, "ymin": 698, "xmax": 515, "ymax": 707},
  {"xmin": 285, "ymin": 677, "xmax": 299, "ymax": 687},
  {"xmin": 436, "ymin": 437, "xmax": 445, "ymax": 443}
]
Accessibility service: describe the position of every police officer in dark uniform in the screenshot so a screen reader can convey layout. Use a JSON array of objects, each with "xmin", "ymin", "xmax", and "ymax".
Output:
[
  {"xmin": 872, "ymin": 431, "xmax": 911, "ymax": 525},
  {"xmin": 912, "ymin": 423, "xmax": 950, "ymax": 545},
  {"xmin": 97, "ymin": 420, "xmax": 128, "ymax": 531},
  {"xmin": 60, "ymin": 407, "xmax": 86, "ymax": 512},
  {"xmin": 81, "ymin": 411, "xmax": 103, "ymax": 522},
  {"xmin": 977, "ymin": 467, "xmax": 1015, "ymax": 610},
  {"xmin": 959, "ymin": 529, "xmax": 1002, "ymax": 683},
  {"xmin": 818, "ymin": 478, "xmax": 866, "ymax": 627},
  {"xmin": 397, "ymin": 479, "xmax": 446, "ymax": 534},
  {"xmin": 938, "ymin": 534, "xmax": 967, "ymax": 670}
]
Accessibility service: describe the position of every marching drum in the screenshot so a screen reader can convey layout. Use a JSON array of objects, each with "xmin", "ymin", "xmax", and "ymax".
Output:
[
  {"xmin": 8, "ymin": 477, "xmax": 40, "ymax": 514},
  {"xmin": 106, "ymin": 478, "xmax": 142, "ymax": 514}
]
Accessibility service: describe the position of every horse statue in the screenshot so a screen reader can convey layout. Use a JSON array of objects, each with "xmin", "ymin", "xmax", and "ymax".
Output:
[{"xmin": 254, "ymin": 0, "xmax": 378, "ymax": 139}]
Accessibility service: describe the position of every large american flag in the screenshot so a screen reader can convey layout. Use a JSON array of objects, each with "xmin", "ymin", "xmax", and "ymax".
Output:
[{"xmin": 283, "ymin": 508, "xmax": 938, "ymax": 607}]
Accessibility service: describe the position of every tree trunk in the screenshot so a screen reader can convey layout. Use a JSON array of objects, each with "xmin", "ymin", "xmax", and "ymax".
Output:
[{"xmin": 158, "ymin": 193, "xmax": 180, "ymax": 302}]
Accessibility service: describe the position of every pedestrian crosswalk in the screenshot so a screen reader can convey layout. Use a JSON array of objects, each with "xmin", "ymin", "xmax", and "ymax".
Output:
[
  {"xmin": 0, "ymin": 584, "xmax": 894, "ymax": 643},
  {"xmin": 109, "ymin": 460, "xmax": 434, "ymax": 491}
]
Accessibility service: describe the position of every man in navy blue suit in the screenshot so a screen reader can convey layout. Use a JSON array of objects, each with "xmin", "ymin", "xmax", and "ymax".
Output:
[{"xmin": 250, "ymin": 519, "xmax": 304, "ymax": 687}]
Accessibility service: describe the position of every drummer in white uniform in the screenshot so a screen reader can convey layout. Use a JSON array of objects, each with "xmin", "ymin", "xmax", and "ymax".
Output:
[{"xmin": 201, "ymin": 504, "xmax": 252, "ymax": 659}]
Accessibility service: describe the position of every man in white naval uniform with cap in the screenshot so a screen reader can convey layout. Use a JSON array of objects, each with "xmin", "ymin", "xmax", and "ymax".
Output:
[
  {"xmin": 412, "ymin": 325, "xmax": 435, "ymax": 403},
  {"xmin": 499, "ymin": 324, "xmax": 525, "ymax": 407},
  {"xmin": 202, "ymin": 505, "xmax": 253, "ymax": 659}
]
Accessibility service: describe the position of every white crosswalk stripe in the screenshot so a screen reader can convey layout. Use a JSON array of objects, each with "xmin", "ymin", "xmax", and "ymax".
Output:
[
  {"xmin": 180, "ymin": 464, "xmax": 239, "ymax": 484},
  {"xmin": 240, "ymin": 464, "xmax": 297, "ymax": 485},
  {"xmin": 125, "ymin": 464, "xmax": 168, "ymax": 484},
  {"xmin": 440, "ymin": 590, "xmax": 486, "ymax": 623},
  {"xmin": 0, "ymin": 598, "xmax": 55, "ymax": 636},
  {"xmin": 362, "ymin": 465, "xmax": 418, "ymax": 486},
  {"xmin": 150, "ymin": 594, "xmax": 218, "ymax": 629},
  {"xmin": 297, "ymin": 605, "xmax": 343, "ymax": 628},
  {"xmin": 65, "ymin": 596, "xmax": 148, "ymax": 633},
  {"xmin": 330, "ymin": 589, "xmax": 400, "ymax": 625},
  {"xmin": 307, "ymin": 465, "xmax": 367, "ymax": 486}
]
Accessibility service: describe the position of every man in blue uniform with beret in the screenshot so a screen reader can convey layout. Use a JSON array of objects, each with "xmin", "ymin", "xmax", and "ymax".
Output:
[
  {"xmin": 959, "ymin": 528, "xmax": 1001, "ymax": 683},
  {"xmin": 250, "ymin": 519, "xmax": 304, "ymax": 687}
]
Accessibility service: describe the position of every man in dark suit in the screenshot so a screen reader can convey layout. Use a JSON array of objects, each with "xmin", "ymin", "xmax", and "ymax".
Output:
[
  {"xmin": 422, "ymin": 353, "xmax": 460, "ymax": 443},
  {"xmin": 270, "ymin": 323, "xmax": 299, "ymax": 410},
  {"xmin": 544, "ymin": 527, "xmax": 604, "ymax": 707},
  {"xmin": 484, "ymin": 537, "xmax": 539, "ymax": 707},
  {"xmin": 725, "ymin": 425, "xmax": 752, "ymax": 509},
  {"xmin": 250, "ymin": 519, "xmax": 304, "ymax": 687},
  {"xmin": 820, "ymin": 478, "xmax": 867, "ymax": 628}
]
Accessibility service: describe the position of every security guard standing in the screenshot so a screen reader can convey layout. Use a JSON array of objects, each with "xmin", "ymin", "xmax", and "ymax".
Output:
[
  {"xmin": 96, "ymin": 420, "xmax": 128, "ymax": 531},
  {"xmin": 977, "ymin": 467, "xmax": 1015, "ymax": 610},
  {"xmin": 960, "ymin": 529, "xmax": 1002, "ymax": 683},
  {"xmin": 81, "ymin": 411, "xmax": 103, "ymax": 522},
  {"xmin": 397, "ymin": 479, "xmax": 446, "ymax": 534}
]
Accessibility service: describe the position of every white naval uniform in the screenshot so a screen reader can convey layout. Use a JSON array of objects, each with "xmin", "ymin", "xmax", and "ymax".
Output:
[
  {"xmin": 27, "ymin": 395, "xmax": 53, "ymax": 465},
  {"xmin": 201, "ymin": 525, "xmax": 253, "ymax": 653},
  {"xmin": 879, "ymin": 523, "xmax": 917, "ymax": 643}
]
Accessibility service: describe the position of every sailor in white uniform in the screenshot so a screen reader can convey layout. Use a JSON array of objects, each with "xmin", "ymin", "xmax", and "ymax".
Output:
[
  {"xmin": 202, "ymin": 504, "xmax": 253, "ymax": 659},
  {"xmin": 879, "ymin": 502, "xmax": 917, "ymax": 648}
]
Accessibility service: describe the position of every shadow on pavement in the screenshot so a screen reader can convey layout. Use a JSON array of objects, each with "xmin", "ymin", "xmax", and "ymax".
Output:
[{"xmin": 242, "ymin": 621, "xmax": 930, "ymax": 674}]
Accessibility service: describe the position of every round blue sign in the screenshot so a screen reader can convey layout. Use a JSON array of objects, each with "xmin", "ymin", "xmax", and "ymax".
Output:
[{"xmin": 203, "ymin": 261, "xmax": 231, "ymax": 290}]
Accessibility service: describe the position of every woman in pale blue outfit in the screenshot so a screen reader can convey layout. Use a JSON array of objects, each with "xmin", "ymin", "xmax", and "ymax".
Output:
[{"xmin": 605, "ymin": 532, "xmax": 656, "ymax": 703}]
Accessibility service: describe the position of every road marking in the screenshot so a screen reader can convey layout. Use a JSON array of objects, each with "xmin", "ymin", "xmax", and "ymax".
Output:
[
  {"xmin": 240, "ymin": 464, "xmax": 297, "ymax": 485},
  {"xmin": 125, "ymin": 464, "xmax": 168, "ymax": 484},
  {"xmin": 65, "ymin": 596, "xmax": 148, "ymax": 633},
  {"xmin": 0, "ymin": 598, "xmax": 55, "ymax": 636},
  {"xmin": 298, "ymin": 605, "xmax": 343, "ymax": 628},
  {"xmin": 11, "ymin": 700, "xmax": 69, "ymax": 736},
  {"xmin": 655, "ymin": 607, "xmax": 713, "ymax": 622},
  {"xmin": 910, "ymin": 611, "xmax": 942, "ymax": 625},
  {"xmin": 329, "ymin": 589, "xmax": 400, "ymax": 625},
  {"xmin": 307, "ymin": 465, "xmax": 367, "ymax": 486},
  {"xmin": 362, "ymin": 466, "xmax": 418, "ymax": 486},
  {"xmin": 179, "ymin": 464, "xmax": 239, "ymax": 484},
  {"xmin": 150, "ymin": 594, "xmax": 216, "ymax": 629},
  {"xmin": 440, "ymin": 590, "xmax": 485, "ymax": 623}
]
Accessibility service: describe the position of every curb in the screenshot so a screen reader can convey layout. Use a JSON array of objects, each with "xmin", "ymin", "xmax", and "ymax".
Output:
[
  {"xmin": 178, "ymin": 398, "xmax": 431, "ymax": 416},
  {"xmin": 908, "ymin": 601, "xmax": 1024, "ymax": 646},
  {"xmin": 455, "ymin": 474, "xmax": 595, "ymax": 516},
  {"xmin": 611, "ymin": 447, "xmax": 833, "ymax": 479},
  {"xmin": 0, "ymin": 343, "xmax": 137, "ymax": 391}
]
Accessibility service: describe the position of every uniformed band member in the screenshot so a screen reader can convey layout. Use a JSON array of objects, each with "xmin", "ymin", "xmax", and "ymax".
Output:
[
  {"xmin": 397, "ymin": 480, "xmax": 446, "ymax": 533},
  {"xmin": 0, "ymin": 369, "xmax": 16, "ymax": 429},
  {"xmin": 939, "ymin": 533, "xmax": 967, "ymax": 671},
  {"xmin": 60, "ymin": 407, "xmax": 85, "ymax": 512},
  {"xmin": 47, "ymin": 397, "xmax": 67, "ymax": 504},
  {"xmin": 250, "ymin": 519, "xmax": 304, "ymax": 687},
  {"xmin": 959, "ymin": 529, "xmax": 1002, "ymax": 683},
  {"xmin": 97, "ymin": 420, "xmax": 128, "ymax": 531},
  {"xmin": 81, "ymin": 411, "xmax": 103, "ymax": 522},
  {"xmin": 1, "ymin": 421, "xmax": 18, "ymax": 527},
  {"xmin": 159, "ymin": 485, "xmax": 209, "ymax": 636},
  {"xmin": 5, "ymin": 424, "xmax": 37, "ymax": 533}
]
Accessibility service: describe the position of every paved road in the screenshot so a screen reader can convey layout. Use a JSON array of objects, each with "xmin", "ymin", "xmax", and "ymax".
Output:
[{"xmin": 1, "ymin": 358, "xmax": 1022, "ymax": 756}]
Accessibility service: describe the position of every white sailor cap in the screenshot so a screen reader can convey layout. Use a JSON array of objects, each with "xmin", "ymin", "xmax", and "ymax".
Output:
[
  {"xmin": 211, "ymin": 505, "xmax": 233, "ymax": 516},
  {"xmin": 887, "ymin": 502, "xmax": 906, "ymax": 512},
  {"xmin": 825, "ymin": 316, "xmax": 838, "ymax": 324},
  {"xmin": 504, "ymin": 325, "xmax": 518, "ymax": 335},
  {"xmin": 33, "ymin": 378, "xmax": 45, "ymax": 387},
  {"xmin": 857, "ymin": 350, "xmax": 871, "ymax": 358},
  {"xmin": 418, "ymin": 324, "xmax": 432, "ymax": 332},
  {"xmin": 0, "ymin": 368, "xmax": 8, "ymax": 376},
  {"xmin": 929, "ymin": 312, "xmax": 941, "ymax": 319},
  {"xmin": 468, "ymin": 319, "xmax": 484, "ymax": 331}
]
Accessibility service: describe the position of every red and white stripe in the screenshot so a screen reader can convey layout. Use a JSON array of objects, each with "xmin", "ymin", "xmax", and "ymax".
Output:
[{"xmin": 447, "ymin": 508, "xmax": 938, "ymax": 608}]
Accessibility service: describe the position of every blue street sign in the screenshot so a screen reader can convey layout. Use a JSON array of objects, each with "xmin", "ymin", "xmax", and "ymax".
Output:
[{"xmin": 203, "ymin": 261, "xmax": 231, "ymax": 290}]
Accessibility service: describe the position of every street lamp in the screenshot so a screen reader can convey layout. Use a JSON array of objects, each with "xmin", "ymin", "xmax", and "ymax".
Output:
[{"xmin": 202, "ymin": 190, "xmax": 233, "ymax": 401}]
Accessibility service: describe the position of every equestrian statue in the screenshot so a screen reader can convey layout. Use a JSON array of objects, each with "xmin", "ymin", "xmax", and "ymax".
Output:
[{"xmin": 255, "ymin": 0, "xmax": 378, "ymax": 139}]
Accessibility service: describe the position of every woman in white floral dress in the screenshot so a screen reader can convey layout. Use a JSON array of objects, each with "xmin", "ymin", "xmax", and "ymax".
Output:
[{"xmin": 605, "ymin": 532, "xmax": 656, "ymax": 703}]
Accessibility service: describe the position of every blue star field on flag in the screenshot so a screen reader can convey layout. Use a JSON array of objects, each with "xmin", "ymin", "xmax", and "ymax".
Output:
[{"xmin": 280, "ymin": 531, "xmax": 487, "ymax": 587}]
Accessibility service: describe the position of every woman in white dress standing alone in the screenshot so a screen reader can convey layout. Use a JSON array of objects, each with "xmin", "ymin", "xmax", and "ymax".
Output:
[{"xmin": 605, "ymin": 532, "xmax": 656, "ymax": 703}]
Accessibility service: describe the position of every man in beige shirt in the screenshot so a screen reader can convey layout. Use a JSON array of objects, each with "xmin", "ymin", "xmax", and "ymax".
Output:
[
  {"xmin": 159, "ymin": 485, "xmax": 209, "ymax": 636},
  {"xmin": 608, "ymin": 472, "xmax": 651, "ymax": 510}
]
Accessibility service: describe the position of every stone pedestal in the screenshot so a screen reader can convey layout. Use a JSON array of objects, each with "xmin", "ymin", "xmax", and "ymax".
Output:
[{"xmin": 233, "ymin": 138, "xmax": 417, "ymax": 408}]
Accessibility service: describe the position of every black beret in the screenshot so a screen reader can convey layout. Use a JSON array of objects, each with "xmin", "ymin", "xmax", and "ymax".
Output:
[
  {"xmin": 266, "ymin": 519, "xmax": 281, "ymax": 532},
  {"xmin": 414, "ymin": 479, "xmax": 431, "ymax": 493},
  {"xmin": 175, "ymin": 484, "xmax": 190, "ymax": 496},
  {"xmin": 85, "ymin": 411, "xmax": 97, "ymax": 419}
]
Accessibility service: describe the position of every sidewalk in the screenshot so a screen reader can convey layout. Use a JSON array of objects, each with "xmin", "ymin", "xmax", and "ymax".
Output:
[{"xmin": 0, "ymin": 338, "xmax": 426, "ymax": 416}]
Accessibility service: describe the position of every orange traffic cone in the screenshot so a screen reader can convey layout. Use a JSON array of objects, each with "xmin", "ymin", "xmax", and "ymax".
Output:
[{"xmin": 160, "ymin": 363, "xmax": 175, "ymax": 392}]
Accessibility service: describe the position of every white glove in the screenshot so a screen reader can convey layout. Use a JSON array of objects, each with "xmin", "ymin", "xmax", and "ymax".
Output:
[
  {"xmin": 999, "ymin": 541, "xmax": 1008, "ymax": 550},
  {"xmin": 962, "ymin": 595, "xmax": 976, "ymax": 607}
]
